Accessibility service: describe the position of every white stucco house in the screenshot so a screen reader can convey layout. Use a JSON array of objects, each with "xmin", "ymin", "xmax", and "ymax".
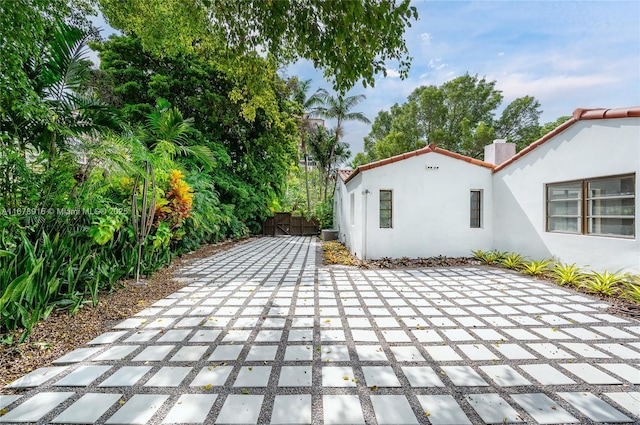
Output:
[{"xmin": 334, "ymin": 107, "xmax": 640, "ymax": 273}]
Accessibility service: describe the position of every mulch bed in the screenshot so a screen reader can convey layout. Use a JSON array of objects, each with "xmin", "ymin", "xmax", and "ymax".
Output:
[
  {"xmin": 0, "ymin": 237, "xmax": 253, "ymax": 392},
  {"xmin": 362, "ymin": 256, "xmax": 479, "ymax": 268}
]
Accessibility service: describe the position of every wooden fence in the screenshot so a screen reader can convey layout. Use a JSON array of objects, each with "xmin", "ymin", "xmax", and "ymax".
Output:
[{"xmin": 262, "ymin": 212, "xmax": 319, "ymax": 236}]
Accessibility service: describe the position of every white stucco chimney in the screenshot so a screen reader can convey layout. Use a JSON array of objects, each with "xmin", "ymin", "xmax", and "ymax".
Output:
[{"xmin": 484, "ymin": 139, "xmax": 516, "ymax": 165}]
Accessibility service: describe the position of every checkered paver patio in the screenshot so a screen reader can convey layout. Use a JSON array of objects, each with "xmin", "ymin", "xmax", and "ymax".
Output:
[{"xmin": 1, "ymin": 236, "xmax": 639, "ymax": 424}]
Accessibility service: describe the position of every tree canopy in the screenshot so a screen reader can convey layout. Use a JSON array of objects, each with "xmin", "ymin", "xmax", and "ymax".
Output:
[
  {"xmin": 0, "ymin": 0, "xmax": 94, "ymax": 123},
  {"xmin": 354, "ymin": 74, "xmax": 546, "ymax": 165},
  {"xmin": 97, "ymin": 0, "xmax": 418, "ymax": 93},
  {"xmin": 89, "ymin": 34, "xmax": 299, "ymax": 230}
]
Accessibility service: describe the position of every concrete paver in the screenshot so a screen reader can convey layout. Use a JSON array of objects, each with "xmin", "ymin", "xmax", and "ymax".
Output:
[{"xmin": 1, "ymin": 236, "xmax": 639, "ymax": 424}]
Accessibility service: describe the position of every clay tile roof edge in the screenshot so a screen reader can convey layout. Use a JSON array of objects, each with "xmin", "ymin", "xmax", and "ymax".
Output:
[
  {"xmin": 493, "ymin": 106, "xmax": 640, "ymax": 173},
  {"xmin": 337, "ymin": 169, "xmax": 355, "ymax": 182},
  {"xmin": 343, "ymin": 143, "xmax": 493, "ymax": 184}
]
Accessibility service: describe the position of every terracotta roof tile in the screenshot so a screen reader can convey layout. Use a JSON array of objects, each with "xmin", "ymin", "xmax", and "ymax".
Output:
[
  {"xmin": 343, "ymin": 144, "xmax": 494, "ymax": 184},
  {"xmin": 493, "ymin": 106, "xmax": 640, "ymax": 173},
  {"xmin": 337, "ymin": 169, "xmax": 355, "ymax": 181}
]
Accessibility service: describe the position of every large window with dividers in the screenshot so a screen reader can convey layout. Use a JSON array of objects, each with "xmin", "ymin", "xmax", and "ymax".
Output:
[{"xmin": 546, "ymin": 174, "xmax": 635, "ymax": 238}]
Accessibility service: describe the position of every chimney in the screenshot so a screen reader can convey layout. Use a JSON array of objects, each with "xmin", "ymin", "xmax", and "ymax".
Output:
[{"xmin": 484, "ymin": 139, "xmax": 516, "ymax": 165}]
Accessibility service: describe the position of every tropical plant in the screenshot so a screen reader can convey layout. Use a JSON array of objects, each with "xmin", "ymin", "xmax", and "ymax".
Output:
[
  {"xmin": 312, "ymin": 90, "xmax": 370, "ymax": 199},
  {"xmin": 131, "ymin": 160, "xmax": 156, "ymax": 283},
  {"xmin": 551, "ymin": 263, "xmax": 585, "ymax": 286},
  {"xmin": 306, "ymin": 126, "xmax": 351, "ymax": 202},
  {"xmin": 581, "ymin": 271, "xmax": 625, "ymax": 296},
  {"xmin": 14, "ymin": 22, "xmax": 120, "ymax": 160},
  {"xmin": 622, "ymin": 275, "xmax": 640, "ymax": 303},
  {"xmin": 291, "ymin": 78, "xmax": 325, "ymax": 212},
  {"xmin": 472, "ymin": 250, "xmax": 507, "ymax": 265},
  {"xmin": 139, "ymin": 98, "xmax": 215, "ymax": 170},
  {"xmin": 91, "ymin": 34, "xmax": 298, "ymax": 231},
  {"xmin": 501, "ymin": 253, "xmax": 525, "ymax": 270},
  {"xmin": 521, "ymin": 259, "xmax": 552, "ymax": 276}
]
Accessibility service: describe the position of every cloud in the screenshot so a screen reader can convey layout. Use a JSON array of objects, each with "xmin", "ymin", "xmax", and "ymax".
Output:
[
  {"xmin": 428, "ymin": 58, "xmax": 447, "ymax": 71},
  {"xmin": 385, "ymin": 69, "xmax": 401, "ymax": 78},
  {"xmin": 496, "ymin": 73, "xmax": 617, "ymax": 101},
  {"xmin": 420, "ymin": 32, "xmax": 432, "ymax": 45}
]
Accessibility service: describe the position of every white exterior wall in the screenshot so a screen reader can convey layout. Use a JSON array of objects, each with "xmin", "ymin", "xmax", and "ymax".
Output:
[
  {"xmin": 348, "ymin": 152, "xmax": 493, "ymax": 259},
  {"xmin": 334, "ymin": 173, "xmax": 365, "ymax": 257},
  {"xmin": 493, "ymin": 118, "xmax": 640, "ymax": 273}
]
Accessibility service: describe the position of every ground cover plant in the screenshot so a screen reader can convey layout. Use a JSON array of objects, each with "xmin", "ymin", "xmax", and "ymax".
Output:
[{"xmin": 471, "ymin": 250, "xmax": 640, "ymax": 311}]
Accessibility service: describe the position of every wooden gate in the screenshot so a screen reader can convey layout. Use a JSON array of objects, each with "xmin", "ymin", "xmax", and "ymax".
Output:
[{"xmin": 262, "ymin": 213, "xmax": 319, "ymax": 236}]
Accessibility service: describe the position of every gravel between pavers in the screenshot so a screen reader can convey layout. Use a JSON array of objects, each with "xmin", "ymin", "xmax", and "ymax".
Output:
[{"xmin": 1, "ymin": 236, "xmax": 639, "ymax": 424}]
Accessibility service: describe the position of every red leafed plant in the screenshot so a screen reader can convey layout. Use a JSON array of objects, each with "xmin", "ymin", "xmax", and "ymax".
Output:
[{"xmin": 155, "ymin": 169, "xmax": 194, "ymax": 230}]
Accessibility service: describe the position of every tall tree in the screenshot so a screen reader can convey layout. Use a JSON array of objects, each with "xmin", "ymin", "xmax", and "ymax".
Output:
[
  {"xmin": 438, "ymin": 74, "xmax": 503, "ymax": 153},
  {"xmin": 291, "ymin": 78, "xmax": 324, "ymax": 213},
  {"xmin": 312, "ymin": 90, "xmax": 371, "ymax": 199},
  {"xmin": 357, "ymin": 74, "xmax": 545, "ymax": 162},
  {"xmin": 97, "ymin": 0, "xmax": 418, "ymax": 92},
  {"xmin": 495, "ymin": 96, "xmax": 542, "ymax": 150},
  {"xmin": 306, "ymin": 126, "xmax": 351, "ymax": 201}
]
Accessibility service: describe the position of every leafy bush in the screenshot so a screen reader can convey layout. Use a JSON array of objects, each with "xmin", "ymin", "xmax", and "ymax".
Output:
[
  {"xmin": 501, "ymin": 253, "xmax": 525, "ymax": 270},
  {"xmin": 581, "ymin": 271, "xmax": 625, "ymax": 296},
  {"xmin": 622, "ymin": 275, "xmax": 640, "ymax": 303},
  {"xmin": 551, "ymin": 263, "xmax": 585, "ymax": 287},
  {"xmin": 521, "ymin": 259, "xmax": 552, "ymax": 276},
  {"xmin": 472, "ymin": 250, "xmax": 507, "ymax": 265},
  {"xmin": 314, "ymin": 197, "xmax": 334, "ymax": 229}
]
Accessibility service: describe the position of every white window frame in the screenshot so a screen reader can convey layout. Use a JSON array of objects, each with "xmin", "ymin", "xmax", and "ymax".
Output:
[
  {"xmin": 379, "ymin": 189, "xmax": 393, "ymax": 229},
  {"xmin": 546, "ymin": 173, "xmax": 635, "ymax": 238},
  {"xmin": 470, "ymin": 190, "xmax": 482, "ymax": 228}
]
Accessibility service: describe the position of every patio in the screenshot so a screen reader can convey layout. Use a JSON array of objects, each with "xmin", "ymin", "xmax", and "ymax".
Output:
[{"xmin": 1, "ymin": 236, "xmax": 638, "ymax": 424}]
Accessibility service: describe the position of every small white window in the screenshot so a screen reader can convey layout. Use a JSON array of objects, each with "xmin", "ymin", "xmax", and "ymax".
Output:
[
  {"xmin": 350, "ymin": 193, "xmax": 355, "ymax": 225},
  {"xmin": 470, "ymin": 190, "xmax": 482, "ymax": 228},
  {"xmin": 379, "ymin": 190, "xmax": 392, "ymax": 228}
]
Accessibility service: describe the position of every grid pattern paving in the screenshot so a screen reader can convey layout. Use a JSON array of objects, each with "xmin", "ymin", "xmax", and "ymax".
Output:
[{"xmin": 1, "ymin": 236, "xmax": 639, "ymax": 424}]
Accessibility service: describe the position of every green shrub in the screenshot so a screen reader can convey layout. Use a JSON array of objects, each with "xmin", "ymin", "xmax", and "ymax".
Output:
[
  {"xmin": 551, "ymin": 263, "xmax": 585, "ymax": 286},
  {"xmin": 501, "ymin": 253, "xmax": 525, "ymax": 270},
  {"xmin": 472, "ymin": 250, "xmax": 507, "ymax": 265},
  {"xmin": 581, "ymin": 271, "xmax": 625, "ymax": 296},
  {"xmin": 314, "ymin": 197, "xmax": 334, "ymax": 229},
  {"xmin": 521, "ymin": 259, "xmax": 552, "ymax": 276},
  {"xmin": 622, "ymin": 275, "xmax": 640, "ymax": 303}
]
